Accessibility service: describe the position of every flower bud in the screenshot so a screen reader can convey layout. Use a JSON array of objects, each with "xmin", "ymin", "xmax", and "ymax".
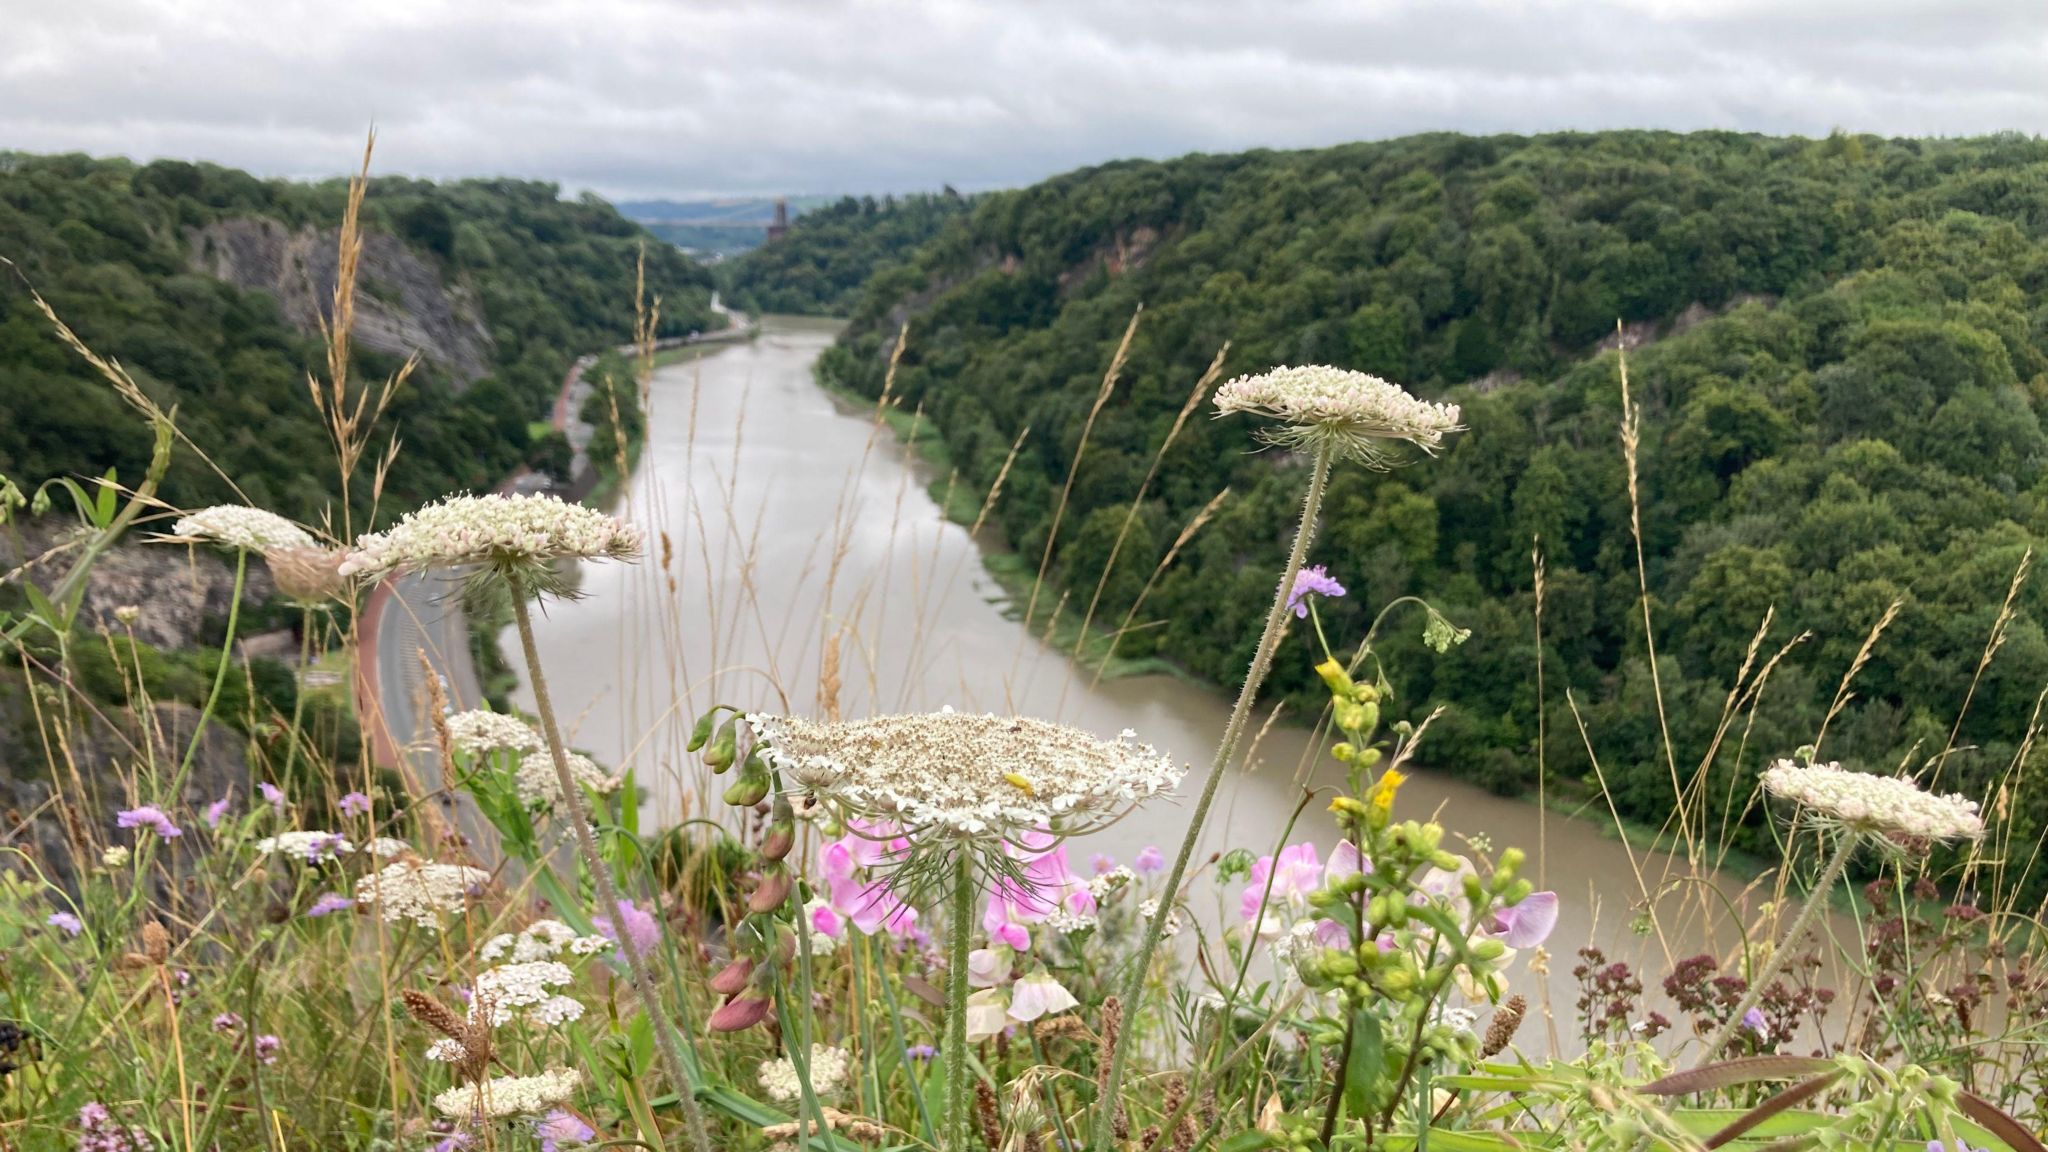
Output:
[
  {"xmin": 723, "ymin": 766, "xmax": 770, "ymax": 808},
  {"xmin": 1470, "ymin": 937, "xmax": 1507, "ymax": 962},
  {"xmin": 704, "ymin": 719, "xmax": 738, "ymax": 773},
  {"xmin": 1331, "ymin": 742, "xmax": 1356, "ymax": 762},
  {"xmin": 707, "ymin": 994, "xmax": 773, "ymax": 1032},
  {"xmin": 1314, "ymin": 658, "xmax": 1355, "ymax": 697},
  {"xmin": 708, "ymin": 956, "xmax": 754, "ymax": 996},
  {"xmin": 760, "ymin": 815, "xmax": 795, "ymax": 862},
  {"xmin": 749, "ymin": 864, "xmax": 792, "ymax": 914}
]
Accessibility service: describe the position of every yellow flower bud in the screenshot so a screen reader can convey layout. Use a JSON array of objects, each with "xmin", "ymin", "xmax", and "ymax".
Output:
[{"xmin": 1315, "ymin": 658, "xmax": 1355, "ymax": 697}]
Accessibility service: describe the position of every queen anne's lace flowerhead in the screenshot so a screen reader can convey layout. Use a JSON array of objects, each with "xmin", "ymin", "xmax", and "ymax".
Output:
[
  {"xmin": 339, "ymin": 493, "xmax": 642, "ymax": 581},
  {"xmin": 757, "ymin": 1045, "xmax": 851, "ymax": 1104},
  {"xmin": 432, "ymin": 1067, "xmax": 581, "ymax": 1119},
  {"xmin": 254, "ymin": 831, "xmax": 353, "ymax": 862},
  {"xmin": 353, "ymin": 860, "xmax": 491, "ymax": 928},
  {"xmin": 472, "ymin": 961, "xmax": 576, "ymax": 1027},
  {"xmin": 170, "ymin": 505, "xmax": 316, "ymax": 555},
  {"xmin": 1761, "ymin": 760, "xmax": 1984, "ymax": 844},
  {"xmin": 1213, "ymin": 365, "xmax": 1463, "ymax": 468},
  {"xmin": 516, "ymin": 750, "xmax": 623, "ymax": 807},
  {"xmin": 444, "ymin": 710, "xmax": 544, "ymax": 757},
  {"xmin": 747, "ymin": 710, "xmax": 1184, "ymax": 842}
]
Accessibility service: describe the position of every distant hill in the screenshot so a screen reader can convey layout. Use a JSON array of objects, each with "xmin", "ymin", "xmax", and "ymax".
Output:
[
  {"xmin": 722, "ymin": 191, "xmax": 972, "ymax": 316},
  {"xmin": 0, "ymin": 153, "xmax": 716, "ymax": 523}
]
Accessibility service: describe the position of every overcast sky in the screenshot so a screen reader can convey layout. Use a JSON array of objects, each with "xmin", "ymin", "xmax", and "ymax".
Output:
[{"xmin": 4, "ymin": 0, "xmax": 2045, "ymax": 200}]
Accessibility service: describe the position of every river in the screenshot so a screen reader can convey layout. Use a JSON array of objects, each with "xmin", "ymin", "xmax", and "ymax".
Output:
[{"xmin": 512, "ymin": 315, "xmax": 1748, "ymax": 1040}]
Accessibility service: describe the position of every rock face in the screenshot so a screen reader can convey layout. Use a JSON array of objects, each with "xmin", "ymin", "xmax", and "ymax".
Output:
[
  {"xmin": 0, "ymin": 525, "xmax": 272, "ymax": 651},
  {"xmin": 187, "ymin": 217, "xmax": 493, "ymax": 386}
]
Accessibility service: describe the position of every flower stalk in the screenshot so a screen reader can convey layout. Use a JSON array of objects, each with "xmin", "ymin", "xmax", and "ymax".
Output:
[
  {"xmin": 944, "ymin": 849, "xmax": 978, "ymax": 1151},
  {"xmin": 1093, "ymin": 438, "xmax": 1335, "ymax": 1150},
  {"xmin": 1696, "ymin": 827, "xmax": 1856, "ymax": 1064}
]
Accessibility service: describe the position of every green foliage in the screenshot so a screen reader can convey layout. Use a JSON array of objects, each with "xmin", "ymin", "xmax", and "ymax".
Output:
[
  {"xmin": 0, "ymin": 152, "xmax": 714, "ymax": 525},
  {"xmin": 821, "ymin": 130, "xmax": 2048, "ymax": 896},
  {"xmin": 723, "ymin": 190, "xmax": 972, "ymax": 316}
]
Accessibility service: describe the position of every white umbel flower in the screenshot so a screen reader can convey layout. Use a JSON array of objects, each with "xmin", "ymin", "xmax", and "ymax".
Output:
[
  {"xmin": 757, "ymin": 1045, "xmax": 851, "ymax": 1104},
  {"xmin": 340, "ymin": 493, "xmax": 641, "ymax": 580},
  {"xmin": 516, "ymin": 750, "xmax": 623, "ymax": 807},
  {"xmin": 253, "ymin": 831, "xmax": 353, "ymax": 862},
  {"xmin": 1761, "ymin": 760, "xmax": 1984, "ymax": 844},
  {"xmin": 170, "ymin": 505, "xmax": 315, "ymax": 555},
  {"xmin": 1214, "ymin": 365, "xmax": 1463, "ymax": 467},
  {"xmin": 747, "ymin": 711, "xmax": 1184, "ymax": 841},
  {"xmin": 444, "ymin": 710, "xmax": 544, "ymax": 757},
  {"xmin": 353, "ymin": 860, "xmax": 491, "ymax": 928},
  {"xmin": 432, "ymin": 1066, "xmax": 581, "ymax": 1119}
]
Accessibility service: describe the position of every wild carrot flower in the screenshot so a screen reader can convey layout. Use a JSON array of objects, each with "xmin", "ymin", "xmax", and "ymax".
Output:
[
  {"xmin": 254, "ymin": 831, "xmax": 352, "ymax": 862},
  {"xmin": 339, "ymin": 493, "xmax": 642, "ymax": 582},
  {"xmin": 169, "ymin": 505, "xmax": 314, "ymax": 554},
  {"xmin": 757, "ymin": 1045, "xmax": 851, "ymax": 1104},
  {"xmin": 747, "ymin": 710, "xmax": 1182, "ymax": 842},
  {"xmin": 432, "ymin": 1067, "xmax": 582, "ymax": 1119},
  {"xmin": 515, "ymin": 750, "xmax": 621, "ymax": 807},
  {"xmin": 115, "ymin": 806, "xmax": 181, "ymax": 839},
  {"xmin": 1214, "ymin": 364, "xmax": 1463, "ymax": 467},
  {"xmin": 46, "ymin": 911, "xmax": 81, "ymax": 936},
  {"xmin": 1760, "ymin": 759, "xmax": 1984, "ymax": 844},
  {"xmin": 354, "ymin": 860, "xmax": 491, "ymax": 929},
  {"xmin": 473, "ymin": 962, "xmax": 577, "ymax": 1026},
  {"xmin": 444, "ymin": 710, "xmax": 544, "ymax": 756},
  {"xmin": 1287, "ymin": 565, "xmax": 1346, "ymax": 617}
]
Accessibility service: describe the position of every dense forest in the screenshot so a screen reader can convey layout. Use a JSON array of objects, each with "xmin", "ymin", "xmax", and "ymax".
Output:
[
  {"xmin": 0, "ymin": 153, "xmax": 715, "ymax": 525},
  {"xmin": 723, "ymin": 190, "xmax": 971, "ymax": 316},
  {"xmin": 819, "ymin": 130, "xmax": 2048, "ymax": 875}
]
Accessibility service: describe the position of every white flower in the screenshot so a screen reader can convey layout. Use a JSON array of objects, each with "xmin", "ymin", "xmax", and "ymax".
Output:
[
  {"xmin": 254, "ymin": 831, "xmax": 353, "ymax": 862},
  {"xmin": 1007, "ymin": 970, "xmax": 1079, "ymax": 1022},
  {"xmin": 1760, "ymin": 760, "xmax": 1984, "ymax": 844},
  {"xmin": 170, "ymin": 505, "xmax": 315, "ymax": 554},
  {"xmin": 1086, "ymin": 866, "xmax": 1135, "ymax": 900},
  {"xmin": 101, "ymin": 846, "xmax": 130, "ymax": 868},
  {"xmin": 757, "ymin": 1045, "xmax": 851, "ymax": 1104},
  {"xmin": 1213, "ymin": 365, "xmax": 1463, "ymax": 467},
  {"xmin": 432, "ymin": 1067, "xmax": 580, "ymax": 1119},
  {"xmin": 340, "ymin": 493, "xmax": 642, "ymax": 579},
  {"xmin": 1045, "ymin": 907, "xmax": 1097, "ymax": 934},
  {"xmin": 361, "ymin": 837, "xmax": 412, "ymax": 859},
  {"xmin": 965, "ymin": 988, "xmax": 1011, "ymax": 1041},
  {"xmin": 473, "ymin": 961, "xmax": 576, "ymax": 1026},
  {"xmin": 444, "ymin": 710, "xmax": 544, "ymax": 757},
  {"xmin": 528, "ymin": 995, "xmax": 586, "ymax": 1027},
  {"xmin": 424, "ymin": 1038, "xmax": 468, "ymax": 1063},
  {"xmin": 747, "ymin": 711, "xmax": 1184, "ymax": 842},
  {"xmin": 1138, "ymin": 898, "xmax": 1182, "ymax": 938},
  {"xmin": 515, "ymin": 750, "xmax": 623, "ymax": 808},
  {"xmin": 353, "ymin": 860, "xmax": 491, "ymax": 929}
]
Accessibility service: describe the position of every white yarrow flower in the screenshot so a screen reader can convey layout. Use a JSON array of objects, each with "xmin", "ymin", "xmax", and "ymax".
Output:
[
  {"xmin": 747, "ymin": 711, "xmax": 1184, "ymax": 843},
  {"xmin": 757, "ymin": 1045, "xmax": 851, "ymax": 1104},
  {"xmin": 340, "ymin": 493, "xmax": 641, "ymax": 580},
  {"xmin": 444, "ymin": 710, "xmax": 544, "ymax": 757},
  {"xmin": 1214, "ymin": 365, "xmax": 1463, "ymax": 467},
  {"xmin": 432, "ymin": 1067, "xmax": 581, "ymax": 1119},
  {"xmin": 516, "ymin": 750, "xmax": 623, "ymax": 807},
  {"xmin": 353, "ymin": 860, "xmax": 491, "ymax": 929},
  {"xmin": 253, "ymin": 831, "xmax": 353, "ymax": 862},
  {"xmin": 1760, "ymin": 760, "xmax": 1984, "ymax": 844},
  {"xmin": 170, "ymin": 505, "xmax": 315, "ymax": 555},
  {"xmin": 473, "ymin": 961, "xmax": 577, "ymax": 1027}
]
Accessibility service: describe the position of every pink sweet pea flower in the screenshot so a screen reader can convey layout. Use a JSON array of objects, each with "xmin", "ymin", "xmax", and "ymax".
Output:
[
  {"xmin": 1006, "ymin": 969, "xmax": 1079, "ymax": 1022},
  {"xmin": 1490, "ymin": 890, "xmax": 1559, "ymax": 949},
  {"xmin": 1240, "ymin": 842, "xmax": 1322, "ymax": 936},
  {"xmin": 984, "ymin": 842, "xmax": 1096, "ymax": 947},
  {"xmin": 821, "ymin": 819, "xmax": 919, "ymax": 937},
  {"xmin": 809, "ymin": 900, "xmax": 844, "ymax": 940}
]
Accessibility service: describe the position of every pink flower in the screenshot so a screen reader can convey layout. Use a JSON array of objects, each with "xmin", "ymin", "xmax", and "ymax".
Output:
[
  {"xmin": 254, "ymin": 1034, "xmax": 281, "ymax": 1065},
  {"xmin": 594, "ymin": 898, "xmax": 662, "ymax": 957},
  {"xmin": 984, "ymin": 842, "xmax": 1095, "ymax": 948},
  {"xmin": 47, "ymin": 911, "xmax": 82, "ymax": 937},
  {"xmin": 258, "ymin": 782, "xmax": 286, "ymax": 812},
  {"xmin": 1287, "ymin": 565, "xmax": 1346, "ymax": 618},
  {"xmin": 1089, "ymin": 853, "xmax": 1116, "ymax": 875},
  {"xmin": 1007, "ymin": 969, "xmax": 1079, "ymax": 1021},
  {"xmin": 1240, "ymin": 842, "xmax": 1322, "ymax": 935},
  {"xmin": 338, "ymin": 791, "xmax": 371, "ymax": 817},
  {"xmin": 115, "ymin": 806, "xmax": 182, "ymax": 839},
  {"xmin": 1490, "ymin": 891, "xmax": 1559, "ymax": 949},
  {"xmin": 1133, "ymin": 844, "xmax": 1164, "ymax": 874},
  {"xmin": 204, "ymin": 792, "xmax": 233, "ymax": 828},
  {"xmin": 533, "ymin": 1110, "xmax": 595, "ymax": 1151},
  {"xmin": 820, "ymin": 820, "xmax": 919, "ymax": 936},
  {"xmin": 305, "ymin": 893, "xmax": 354, "ymax": 918}
]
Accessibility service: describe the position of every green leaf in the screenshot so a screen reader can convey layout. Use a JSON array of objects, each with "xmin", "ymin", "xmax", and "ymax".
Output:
[
  {"xmin": 1640, "ymin": 1056, "xmax": 1836, "ymax": 1096},
  {"xmin": 1216, "ymin": 1131, "xmax": 1283, "ymax": 1152},
  {"xmin": 1341, "ymin": 1007, "xmax": 1385, "ymax": 1121}
]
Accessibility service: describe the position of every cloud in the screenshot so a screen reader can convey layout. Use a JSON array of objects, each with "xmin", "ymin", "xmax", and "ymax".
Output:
[{"xmin": 1, "ymin": 0, "xmax": 2043, "ymax": 198}]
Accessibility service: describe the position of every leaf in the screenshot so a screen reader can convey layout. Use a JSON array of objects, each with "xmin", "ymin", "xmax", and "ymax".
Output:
[
  {"xmin": 1639, "ymin": 1056, "xmax": 1837, "ymax": 1096},
  {"xmin": 899, "ymin": 974, "xmax": 946, "ymax": 1008},
  {"xmin": 93, "ymin": 469, "xmax": 118, "ymax": 527},
  {"xmin": 1954, "ymin": 1089, "xmax": 2048, "ymax": 1152},
  {"xmin": 1217, "ymin": 1132, "xmax": 1282, "ymax": 1152},
  {"xmin": 1668, "ymin": 1109, "xmax": 1833, "ymax": 1140},
  {"xmin": 1341, "ymin": 1007, "xmax": 1385, "ymax": 1122}
]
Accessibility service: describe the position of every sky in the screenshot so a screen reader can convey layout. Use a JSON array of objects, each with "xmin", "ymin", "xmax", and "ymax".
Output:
[{"xmin": 3, "ymin": 0, "xmax": 2046, "ymax": 200}]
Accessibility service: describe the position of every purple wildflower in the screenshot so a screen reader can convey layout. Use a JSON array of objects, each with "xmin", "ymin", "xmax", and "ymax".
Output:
[
  {"xmin": 1133, "ymin": 845, "xmax": 1164, "ymax": 874},
  {"xmin": 337, "ymin": 791, "xmax": 371, "ymax": 817},
  {"xmin": 258, "ymin": 782, "xmax": 285, "ymax": 812},
  {"xmin": 594, "ymin": 898, "xmax": 661, "ymax": 958},
  {"xmin": 1090, "ymin": 853, "xmax": 1116, "ymax": 875},
  {"xmin": 212, "ymin": 1012, "xmax": 242, "ymax": 1034},
  {"xmin": 1286, "ymin": 565, "xmax": 1346, "ymax": 618},
  {"xmin": 1741, "ymin": 1007, "xmax": 1768, "ymax": 1035},
  {"xmin": 46, "ymin": 911, "xmax": 82, "ymax": 937},
  {"xmin": 431, "ymin": 1134, "xmax": 475, "ymax": 1152},
  {"xmin": 115, "ymin": 805, "xmax": 182, "ymax": 839},
  {"xmin": 905, "ymin": 1044, "xmax": 938, "ymax": 1061},
  {"xmin": 254, "ymin": 1034, "xmax": 281, "ymax": 1064},
  {"xmin": 76, "ymin": 1101, "xmax": 150, "ymax": 1152},
  {"xmin": 305, "ymin": 893, "xmax": 355, "ymax": 918},
  {"xmin": 204, "ymin": 792, "xmax": 233, "ymax": 828},
  {"xmin": 533, "ymin": 1110, "xmax": 595, "ymax": 1151}
]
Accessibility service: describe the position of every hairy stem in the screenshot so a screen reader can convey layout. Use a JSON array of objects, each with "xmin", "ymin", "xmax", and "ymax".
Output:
[
  {"xmin": 180, "ymin": 548, "xmax": 247, "ymax": 780},
  {"xmin": 508, "ymin": 570, "xmax": 711, "ymax": 1152},
  {"xmin": 1696, "ymin": 827, "xmax": 1857, "ymax": 1065},
  {"xmin": 1093, "ymin": 440, "xmax": 1335, "ymax": 1151},
  {"xmin": 944, "ymin": 850, "xmax": 977, "ymax": 1151}
]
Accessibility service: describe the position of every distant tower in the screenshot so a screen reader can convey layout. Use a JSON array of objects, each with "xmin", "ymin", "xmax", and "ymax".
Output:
[{"xmin": 766, "ymin": 197, "xmax": 790, "ymax": 242}]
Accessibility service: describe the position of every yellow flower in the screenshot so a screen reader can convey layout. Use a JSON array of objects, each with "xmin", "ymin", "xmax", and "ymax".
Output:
[{"xmin": 1369, "ymin": 768, "xmax": 1407, "ymax": 823}]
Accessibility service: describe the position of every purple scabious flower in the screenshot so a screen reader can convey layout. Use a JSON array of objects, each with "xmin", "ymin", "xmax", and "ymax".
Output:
[
  {"xmin": 204, "ymin": 792, "xmax": 233, "ymax": 828},
  {"xmin": 115, "ymin": 805, "xmax": 182, "ymax": 839},
  {"xmin": 1741, "ymin": 1007, "xmax": 1768, "ymax": 1035},
  {"xmin": 533, "ymin": 1109, "xmax": 596, "ymax": 1151},
  {"xmin": 594, "ymin": 898, "xmax": 661, "ymax": 958},
  {"xmin": 254, "ymin": 1034, "xmax": 281, "ymax": 1064},
  {"xmin": 258, "ymin": 782, "xmax": 286, "ymax": 812},
  {"xmin": 337, "ymin": 791, "xmax": 371, "ymax": 817},
  {"xmin": 304, "ymin": 893, "xmax": 355, "ymax": 918},
  {"xmin": 46, "ymin": 911, "xmax": 82, "ymax": 937},
  {"xmin": 1089, "ymin": 853, "xmax": 1116, "ymax": 876},
  {"xmin": 1286, "ymin": 565, "xmax": 1346, "ymax": 618},
  {"xmin": 1133, "ymin": 845, "xmax": 1164, "ymax": 874},
  {"xmin": 905, "ymin": 1043, "xmax": 938, "ymax": 1062}
]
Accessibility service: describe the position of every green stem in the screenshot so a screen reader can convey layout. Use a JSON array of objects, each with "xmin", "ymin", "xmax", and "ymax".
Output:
[
  {"xmin": 943, "ymin": 850, "xmax": 977, "ymax": 1151},
  {"xmin": 508, "ymin": 569, "xmax": 712, "ymax": 1152},
  {"xmin": 280, "ymin": 605, "xmax": 312, "ymax": 787},
  {"xmin": 1696, "ymin": 828, "xmax": 1858, "ymax": 1065},
  {"xmin": 1092, "ymin": 440, "xmax": 1335, "ymax": 1151},
  {"xmin": 180, "ymin": 548, "xmax": 248, "ymax": 779}
]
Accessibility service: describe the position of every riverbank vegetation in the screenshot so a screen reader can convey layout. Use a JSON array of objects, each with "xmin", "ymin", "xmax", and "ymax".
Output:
[
  {"xmin": 818, "ymin": 129, "xmax": 2048, "ymax": 904},
  {"xmin": 724, "ymin": 191, "xmax": 972, "ymax": 316},
  {"xmin": 3, "ymin": 131, "xmax": 2046, "ymax": 1152}
]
